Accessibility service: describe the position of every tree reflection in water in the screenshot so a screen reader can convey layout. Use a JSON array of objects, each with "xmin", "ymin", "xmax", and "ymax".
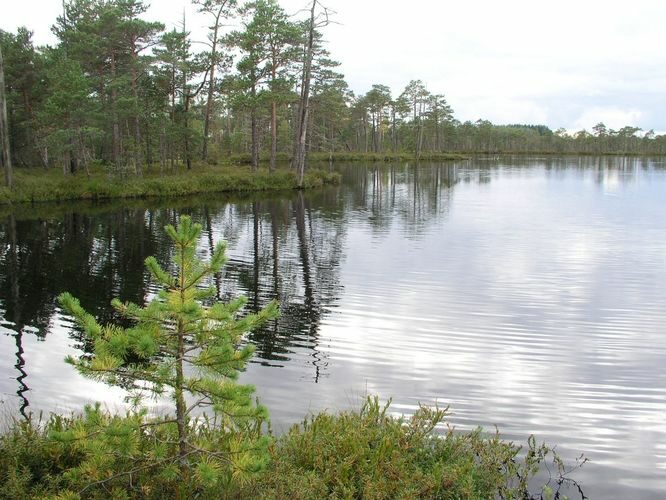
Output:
[{"xmin": 0, "ymin": 162, "xmax": 460, "ymax": 406}]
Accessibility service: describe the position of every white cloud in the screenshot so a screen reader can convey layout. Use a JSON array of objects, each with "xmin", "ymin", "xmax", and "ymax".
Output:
[
  {"xmin": 2, "ymin": 0, "xmax": 666, "ymax": 129},
  {"xmin": 573, "ymin": 107, "xmax": 644, "ymax": 131},
  {"xmin": 454, "ymin": 97, "xmax": 550, "ymax": 125}
]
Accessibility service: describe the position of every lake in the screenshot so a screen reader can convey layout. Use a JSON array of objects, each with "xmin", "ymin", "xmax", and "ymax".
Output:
[{"xmin": 1, "ymin": 156, "xmax": 665, "ymax": 498}]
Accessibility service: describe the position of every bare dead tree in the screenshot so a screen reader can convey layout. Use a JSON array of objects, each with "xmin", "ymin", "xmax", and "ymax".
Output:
[{"xmin": 292, "ymin": 0, "xmax": 332, "ymax": 188}]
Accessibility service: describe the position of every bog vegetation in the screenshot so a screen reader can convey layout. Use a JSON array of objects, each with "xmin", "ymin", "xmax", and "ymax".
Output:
[
  {"xmin": 0, "ymin": 398, "xmax": 585, "ymax": 499},
  {"xmin": 1, "ymin": 0, "xmax": 664, "ymax": 193},
  {"xmin": 0, "ymin": 163, "xmax": 339, "ymax": 204}
]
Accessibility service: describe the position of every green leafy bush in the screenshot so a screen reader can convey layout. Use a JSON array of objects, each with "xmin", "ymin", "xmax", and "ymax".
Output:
[{"xmin": 247, "ymin": 397, "xmax": 583, "ymax": 500}]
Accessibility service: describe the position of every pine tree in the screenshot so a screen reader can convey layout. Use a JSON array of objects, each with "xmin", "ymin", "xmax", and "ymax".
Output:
[{"xmin": 57, "ymin": 216, "xmax": 278, "ymax": 495}]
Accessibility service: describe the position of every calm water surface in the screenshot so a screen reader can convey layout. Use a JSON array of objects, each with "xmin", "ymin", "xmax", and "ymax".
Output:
[{"xmin": 1, "ymin": 156, "xmax": 665, "ymax": 498}]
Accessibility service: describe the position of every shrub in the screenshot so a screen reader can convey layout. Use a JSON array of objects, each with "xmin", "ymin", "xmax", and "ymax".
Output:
[{"xmin": 247, "ymin": 397, "xmax": 584, "ymax": 499}]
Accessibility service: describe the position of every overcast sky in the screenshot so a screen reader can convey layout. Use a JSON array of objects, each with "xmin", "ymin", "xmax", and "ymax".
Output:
[{"xmin": 3, "ymin": 0, "xmax": 666, "ymax": 131}]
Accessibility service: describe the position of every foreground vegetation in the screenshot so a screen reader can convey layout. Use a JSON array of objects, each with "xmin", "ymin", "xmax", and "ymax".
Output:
[
  {"xmin": 253, "ymin": 398, "xmax": 583, "ymax": 499},
  {"xmin": 0, "ymin": 398, "xmax": 582, "ymax": 499},
  {"xmin": 0, "ymin": 164, "xmax": 339, "ymax": 205}
]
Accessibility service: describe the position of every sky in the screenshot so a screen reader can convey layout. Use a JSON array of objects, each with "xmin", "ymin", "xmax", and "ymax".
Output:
[{"xmin": 2, "ymin": 0, "xmax": 666, "ymax": 132}]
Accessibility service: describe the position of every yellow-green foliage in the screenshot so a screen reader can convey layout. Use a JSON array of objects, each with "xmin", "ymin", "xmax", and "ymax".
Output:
[
  {"xmin": 54, "ymin": 216, "xmax": 278, "ymax": 497},
  {"xmin": 0, "ymin": 398, "xmax": 584, "ymax": 499},
  {"xmin": 0, "ymin": 408, "xmax": 270, "ymax": 499}
]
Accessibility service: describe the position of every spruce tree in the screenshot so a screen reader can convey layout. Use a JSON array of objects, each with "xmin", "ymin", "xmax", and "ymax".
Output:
[{"xmin": 57, "ymin": 216, "xmax": 278, "ymax": 494}]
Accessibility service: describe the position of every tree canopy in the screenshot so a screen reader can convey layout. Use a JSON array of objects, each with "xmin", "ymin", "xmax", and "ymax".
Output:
[{"xmin": 1, "ymin": 0, "xmax": 663, "ymax": 185}]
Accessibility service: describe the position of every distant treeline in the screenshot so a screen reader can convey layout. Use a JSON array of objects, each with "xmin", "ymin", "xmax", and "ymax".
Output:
[{"xmin": 1, "ymin": 0, "xmax": 664, "ymax": 181}]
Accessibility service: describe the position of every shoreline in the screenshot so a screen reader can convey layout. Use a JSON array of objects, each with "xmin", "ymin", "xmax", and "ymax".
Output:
[
  {"xmin": 0, "ymin": 165, "xmax": 340, "ymax": 206},
  {"xmin": 3, "ymin": 151, "xmax": 662, "ymax": 206}
]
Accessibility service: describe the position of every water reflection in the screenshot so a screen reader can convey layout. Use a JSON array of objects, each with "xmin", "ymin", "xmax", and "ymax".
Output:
[
  {"xmin": 341, "ymin": 162, "xmax": 459, "ymax": 237},
  {"xmin": 3, "ymin": 214, "xmax": 30, "ymax": 418},
  {"xmin": 0, "ymin": 163, "xmax": 459, "ymax": 396},
  {"xmin": 1, "ymin": 159, "xmax": 666, "ymax": 498}
]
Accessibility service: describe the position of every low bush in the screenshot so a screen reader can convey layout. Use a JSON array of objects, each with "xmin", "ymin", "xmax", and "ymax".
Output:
[{"xmin": 246, "ymin": 397, "xmax": 582, "ymax": 499}]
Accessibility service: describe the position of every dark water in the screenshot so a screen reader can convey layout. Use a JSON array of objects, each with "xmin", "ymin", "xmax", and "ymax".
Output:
[{"xmin": 1, "ymin": 156, "xmax": 665, "ymax": 498}]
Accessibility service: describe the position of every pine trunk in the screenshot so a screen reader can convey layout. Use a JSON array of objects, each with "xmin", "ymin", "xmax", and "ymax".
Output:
[
  {"xmin": 202, "ymin": 22, "xmax": 219, "ymax": 161},
  {"xmin": 131, "ymin": 42, "xmax": 142, "ymax": 175},
  {"xmin": 0, "ymin": 45, "xmax": 13, "ymax": 188},
  {"xmin": 250, "ymin": 72, "xmax": 259, "ymax": 171},
  {"xmin": 270, "ymin": 64, "xmax": 278, "ymax": 173},
  {"xmin": 176, "ymin": 251, "xmax": 189, "ymax": 476},
  {"xmin": 110, "ymin": 52, "xmax": 121, "ymax": 170}
]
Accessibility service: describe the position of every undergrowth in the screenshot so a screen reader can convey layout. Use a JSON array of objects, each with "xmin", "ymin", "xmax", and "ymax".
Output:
[
  {"xmin": 246, "ymin": 397, "xmax": 585, "ymax": 499},
  {"xmin": 0, "ymin": 398, "xmax": 586, "ymax": 499}
]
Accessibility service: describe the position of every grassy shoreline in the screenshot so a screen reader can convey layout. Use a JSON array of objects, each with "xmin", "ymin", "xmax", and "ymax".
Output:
[
  {"xmin": 3, "ymin": 149, "xmax": 656, "ymax": 205},
  {"xmin": 0, "ymin": 164, "xmax": 340, "ymax": 205}
]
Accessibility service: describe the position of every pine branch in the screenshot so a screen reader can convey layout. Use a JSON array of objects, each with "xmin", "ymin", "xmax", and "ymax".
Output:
[{"xmin": 77, "ymin": 451, "xmax": 199, "ymax": 495}]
